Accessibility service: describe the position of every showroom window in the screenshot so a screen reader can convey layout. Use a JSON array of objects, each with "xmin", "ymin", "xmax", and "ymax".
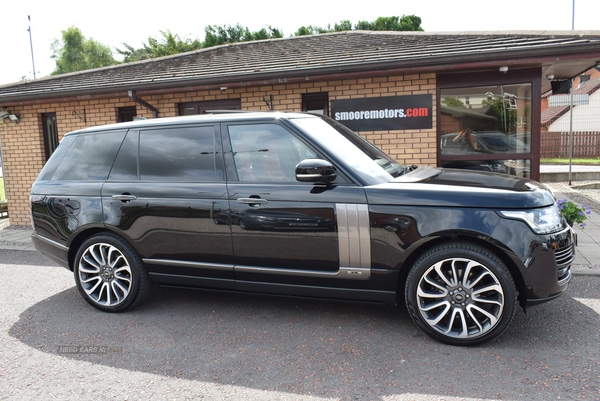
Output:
[{"xmin": 438, "ymin": 71, "xmax": 540, "ymax": 179}]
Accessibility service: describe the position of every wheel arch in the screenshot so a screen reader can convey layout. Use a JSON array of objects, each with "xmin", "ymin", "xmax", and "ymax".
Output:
[
  {"xmin": 67, "ymin": 227, "xmax": 133, "ymax": 271},
  {"xmin": 395, "ymin": 234, "xmax": 527, "ymax": 309}
]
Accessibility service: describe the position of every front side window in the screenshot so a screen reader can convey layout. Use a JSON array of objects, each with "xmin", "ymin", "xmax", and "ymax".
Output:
[
  {"xmin": 140, "ymin": 126, "xmax": 222, "ymax": 181},
  {"xmin": 228, "ymin": 124, "xmax": 316, "ymax": 182},
  {"xmin": 439, "ymin": 83, "xmax": 533, "ymax": 177}
]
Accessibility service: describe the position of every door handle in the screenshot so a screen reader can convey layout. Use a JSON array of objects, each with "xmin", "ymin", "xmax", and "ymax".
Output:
[
  {"xmin": 112, "ymin": 194, "xmax": 137, "ymax": 201},
  {"xmin": 237, "ymin": 198, "xmax": 268, "ymax": 205}
]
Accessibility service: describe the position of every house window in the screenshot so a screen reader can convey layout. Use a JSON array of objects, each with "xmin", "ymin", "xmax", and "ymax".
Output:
[
  {"xmin": 302, "ymin": 92, "xmax": 329, "ymax": 115},
  {"xmin": 578, "ymin": 74, "xmax": 590, "ymax": 86},
  {"xmin": 41, "ymin": 113, "xmax": 59, "ymax": 161},
  {"xmin": 118, "ymin": 106, "xmax": 137, "ymax": 122},
  {"xmin": 179, "ymin": 99, "xmax": 241, "ymax": 115}
]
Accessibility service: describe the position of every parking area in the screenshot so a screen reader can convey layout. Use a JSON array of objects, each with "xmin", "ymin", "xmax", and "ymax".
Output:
[{"xmin": 1, "ymin": 249, "xmax": 599, "ymax": 400}]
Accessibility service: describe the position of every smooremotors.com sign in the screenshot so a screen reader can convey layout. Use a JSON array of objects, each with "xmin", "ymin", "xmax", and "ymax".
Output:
[{"xmin": 331, "ymin": 95, "xmax": 432, "ymax": 131}]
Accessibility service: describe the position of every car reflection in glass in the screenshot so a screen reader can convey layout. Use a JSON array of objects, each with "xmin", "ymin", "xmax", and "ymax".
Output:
[{"xmin": 441, "ymin": 131, "xmax": 531, "ymax": 174}]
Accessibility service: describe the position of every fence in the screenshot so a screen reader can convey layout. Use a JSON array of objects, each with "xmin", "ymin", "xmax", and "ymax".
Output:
[{"xmin": 541, "ymin": 131, "xmax": 600, "ymax": 158}]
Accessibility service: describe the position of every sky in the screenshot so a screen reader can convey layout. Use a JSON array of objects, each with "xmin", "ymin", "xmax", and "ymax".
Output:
[{"xmin": 1, "ymin": 0, "xmax": 599, "ymax": 86}]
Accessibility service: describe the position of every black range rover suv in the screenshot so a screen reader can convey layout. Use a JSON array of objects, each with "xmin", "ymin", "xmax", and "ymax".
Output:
[{"xmin": 30, "ymin": 112, "xmax": 575, "ymax": 346}]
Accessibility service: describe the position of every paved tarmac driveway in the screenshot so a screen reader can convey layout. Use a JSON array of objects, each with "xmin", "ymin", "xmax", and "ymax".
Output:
[{"xmin": 1, "ymin": 249, "xmax": 599, "ymax": 400}]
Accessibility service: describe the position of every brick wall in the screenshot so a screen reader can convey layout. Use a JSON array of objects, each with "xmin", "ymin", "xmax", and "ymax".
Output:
[{"xmin": 0, "ymin": 73, "xmax": 437, "ymax": 226}]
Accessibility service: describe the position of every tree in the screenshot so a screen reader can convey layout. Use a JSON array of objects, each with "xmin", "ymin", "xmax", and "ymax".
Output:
[
  {"xmin": 204, "ymin": 24, "xmax": 282, "ymax": 47},
  {"xmin": 117, "ymin": 30, "xmax": 202, "ymax": 62},
  {"xmin": 441, "ymin": 97, "xmax": 466, "ymax": 108},
  {"xmin": 355, "ymin": 15, "xmax": 423, "ymax": 31},
  {"xmin": 295, "ymin": 16, "xmax": 424, "ymax": 36},
  {"xmin": 51, "ymin": 27, "xmax": 117, "ymax": 75}
]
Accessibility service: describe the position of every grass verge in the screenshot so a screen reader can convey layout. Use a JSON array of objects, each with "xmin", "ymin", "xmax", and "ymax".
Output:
[{"xmin": 541, "ymin": 158, "xmax": 600, "ymax": 165}]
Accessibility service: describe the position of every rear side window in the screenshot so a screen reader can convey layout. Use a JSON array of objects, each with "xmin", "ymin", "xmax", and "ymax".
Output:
[
  {"xmin": 109, "ymin": 130, "xmax": 139, "ymax": 180},
  {"xmin": 51, "ymin": 130, "xmax": 127, "ymax": 180},
  {"xmin": 139, "ymin": 126, "xmax": 223, "ymax": 182},
  {"xmin": 36, "ymin": 135, "xmax": 76, "ymax": 181}
]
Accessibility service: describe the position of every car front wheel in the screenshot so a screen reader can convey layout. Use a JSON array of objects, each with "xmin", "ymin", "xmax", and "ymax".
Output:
[
  {"xmin": 405, "ymin": 242, "xmax": 517, "ymax": 346},
  {"xmin": 74, "ymin": 233, "xmax": 151, "ymax": 312}
]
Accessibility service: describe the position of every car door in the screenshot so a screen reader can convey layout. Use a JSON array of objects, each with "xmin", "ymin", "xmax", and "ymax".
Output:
[
  {"xmin": 222, "ymin": 120, "xmax": 372, "ymax": 301},
  {"xmin": 102, "ymin": 124, "xmax": 234, "ymax": 290}
]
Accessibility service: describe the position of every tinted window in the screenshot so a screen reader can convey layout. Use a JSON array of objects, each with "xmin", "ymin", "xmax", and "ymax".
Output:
[
  {"xmin": 228, "ymin": 124, "xmax": 316, "ymax": 182},
  {"xmin": 36, "ymin": 135, "xmax": 76, "ymax": 181},
  {"xmin": 139, "ymin": 126, "xmax": 222, "ymax": 182},
  {"xmin": 109, "ymin": 130, "xmax": 139, "ymax": 180},
  {"xmin": 52, "ymin": 130, "xmax": 126, "ymax": 181}
]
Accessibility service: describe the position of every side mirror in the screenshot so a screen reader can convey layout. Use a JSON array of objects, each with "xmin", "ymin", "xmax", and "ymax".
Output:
[{"xmin": 295, "ymin": 159, "xmax": 337, "ymax": 183}]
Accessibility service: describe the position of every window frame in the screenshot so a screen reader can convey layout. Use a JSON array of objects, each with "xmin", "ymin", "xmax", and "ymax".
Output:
[
  {"xmin": 302, "ymin": 92, "xmax": 329, "ymax": 116},
  {"xmin": 118, "ymin": 106, "xmax": 137, "ymax": 122},
  {"xmin": 41, "ymin": 112, "xmax": 59, "ymax": 161},
  {"xmin": 437, "ymin": 69, "xmax": 541, "ymax": 181},
  {"xmin": 179, "ymin": 99, "xmax": 241, "ymax": 115}
]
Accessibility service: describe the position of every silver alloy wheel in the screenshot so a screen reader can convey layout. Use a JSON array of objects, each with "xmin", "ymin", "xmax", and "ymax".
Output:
[
  {"xmin": 77, "ymin": 242, "xmax": 133, "ymax": 307},
  {"xmin": 416, "ymin": 257, "xmax": 505, "ymax": 339}
]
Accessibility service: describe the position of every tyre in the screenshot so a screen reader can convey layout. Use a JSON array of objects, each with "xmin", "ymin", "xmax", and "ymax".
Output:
[
  {"xmin": 405, "ymin": 242, "xmax": 517, "ymax": 346},
  {"xmin": 74, "ymin": 233, "xmax": 151, "ymax": 312}
]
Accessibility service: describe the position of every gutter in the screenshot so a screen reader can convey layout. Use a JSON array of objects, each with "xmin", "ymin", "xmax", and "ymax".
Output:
[{"xmin": 128, "ymin": 90, "xmax": 158, "ymax": 118}]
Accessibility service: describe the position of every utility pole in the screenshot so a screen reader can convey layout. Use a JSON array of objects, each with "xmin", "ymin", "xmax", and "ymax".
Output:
[
  {"xmin": 572, "ymin": 0, "xmax": 575, "ymax": 30},
  {"xmin": 27, "ymin": 15, "xmax": 37, "ymax": 79}
]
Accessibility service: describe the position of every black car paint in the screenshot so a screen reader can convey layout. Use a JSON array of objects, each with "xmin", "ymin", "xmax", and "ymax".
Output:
[{"xmin": 30, "ymin": 113, "xmax": 573, "ymax": 311}]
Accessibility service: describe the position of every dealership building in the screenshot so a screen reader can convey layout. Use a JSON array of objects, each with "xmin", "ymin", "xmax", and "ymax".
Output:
[{"xmin": 1, "ymin": 30, "xmax": 600, "ymax": 226}]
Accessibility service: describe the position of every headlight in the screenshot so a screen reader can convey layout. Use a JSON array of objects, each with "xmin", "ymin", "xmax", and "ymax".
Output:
[{"xmin": 499, "ymin": 204, "xmax": 563, "ymax": 234}]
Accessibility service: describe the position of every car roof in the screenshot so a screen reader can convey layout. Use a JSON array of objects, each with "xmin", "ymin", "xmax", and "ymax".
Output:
[{"xmin": 65, "ymin": 111, "xmax": 317, "ymax": 136}]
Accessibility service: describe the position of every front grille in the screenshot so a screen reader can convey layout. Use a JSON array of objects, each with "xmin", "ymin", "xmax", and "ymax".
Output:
[{"xmin": 555, "ymin": 244, "xmax": 575, "ymax": 284}]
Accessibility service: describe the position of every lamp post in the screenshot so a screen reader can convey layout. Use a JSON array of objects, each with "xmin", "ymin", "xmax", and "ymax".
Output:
[{"xmin": 27, "ymin": 15, "xmax": 37, "ymax": 79}]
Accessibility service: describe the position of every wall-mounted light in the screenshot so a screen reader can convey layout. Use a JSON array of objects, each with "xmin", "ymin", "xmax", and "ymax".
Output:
[
  {"xmin": 0, "ymin": 110, "xmax": 19, "ymax": 124},
  {"xmin": 220, "ymin": 87, "xmax": 227, "ymax": 93},
  {"xmin": 499, "ymin": 66, "xmax": 509, "ymax": 74},
  {"xmin": 546, "ymin": 74, "xmax": 555, "ymax": 81}
]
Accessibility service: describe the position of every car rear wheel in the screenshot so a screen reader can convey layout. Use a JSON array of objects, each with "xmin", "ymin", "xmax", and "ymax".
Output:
[
  {"xmin": 405, "ymin": 242, "xmax": 517, "ymax": 346},
  {"xmin": 74, "ymin": 233, "xmax": 151, "ymax": 312}
]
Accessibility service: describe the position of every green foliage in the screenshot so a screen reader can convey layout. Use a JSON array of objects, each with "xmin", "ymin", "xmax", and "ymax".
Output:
[
  {"xmin": 441, "ymin": 97, "xmax": 466, "ymax": 108},
  {"xmin": 334, "ymin": 20, "xmax": 353, "ymax": 32},
  {"xmin": 51, "ymin": 27, "xmax": 118, "ymax": 75},
  {"xmin": 203, "ymin": 24, "xmax": 283, "ymax": 47},
  {"xmin": 53, "ymin": 14, "xmax": 424, "ymax": 70},
  {"xmin": 294, "ymin": 25, "xmax": 331, "ymax": 36},
  {"xmin": 557, "ymin": 199, "xmax": 591, "ymax": 229},
  {"xmin": 541, "ymin": 157, "xmax": 600, "ymax": 165},
  {"xmin": 355, "ymin": 15, "xmax": 423, "ymax": 31},
  {"xmin": 295, "ymin": 15, "xmax": 423, "ymax": 36},
  {"xmin": 117, "ymin": 30, "xmax": 202, "ymax": 62}
]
